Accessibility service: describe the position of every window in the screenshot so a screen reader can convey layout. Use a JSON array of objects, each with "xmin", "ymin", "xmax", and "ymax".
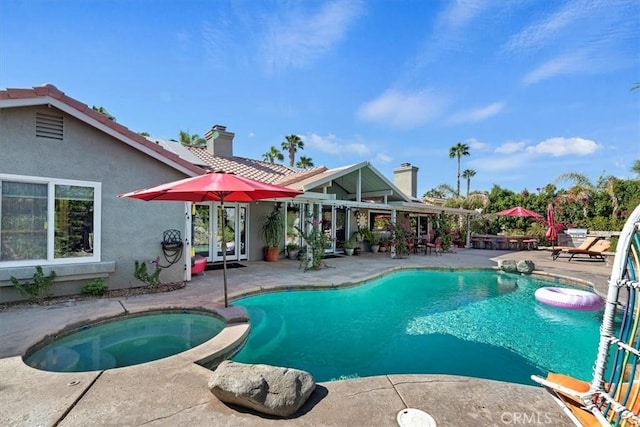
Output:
[{"xmin": 0, "ymin": 174, "xmax": 101, "ymax": 265}]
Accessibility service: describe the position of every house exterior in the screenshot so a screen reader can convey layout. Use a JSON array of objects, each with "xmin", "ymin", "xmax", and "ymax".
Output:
[
  {"xmin": 0, "ymin": 85, "xmax": 205, "ymax": 303},
  {"xmin": 0, "ymin": 84, "xmax": 476, "ymax": 303}
]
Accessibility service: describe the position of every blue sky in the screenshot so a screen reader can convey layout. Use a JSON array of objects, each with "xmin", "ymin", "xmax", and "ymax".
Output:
[{"xmin": 2, "ymin": 0, "xmax": 638, "ymax": 197}]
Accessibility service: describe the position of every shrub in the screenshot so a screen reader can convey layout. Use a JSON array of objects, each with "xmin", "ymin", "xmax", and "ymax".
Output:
[
  {"xmin": 134, "ymin": 260, "xmax": 162, "ymax": 288},
  {"xmin": 10, "ymin": 266, "xmax": 56, "ymax": 304},
  {"xmin": 81, "ymin": 278, "xmax": 109, "ymax": 296}
]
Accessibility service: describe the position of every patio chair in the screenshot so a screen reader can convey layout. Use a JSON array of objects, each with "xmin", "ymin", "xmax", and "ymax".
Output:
[
  {"xmin": 551, "ymin": 236, "xmax": 601, "ymax": 261},
  {"xmin": 564, "ymin": 239, "xmax": 611, "ymax": 262},
  {"xmin": 433, "ymin": 237, "xmax": 442, "ymax": 256},
  {"xmin": 532, "ymin": 203, "xmax": 640, "ymax": 426}
]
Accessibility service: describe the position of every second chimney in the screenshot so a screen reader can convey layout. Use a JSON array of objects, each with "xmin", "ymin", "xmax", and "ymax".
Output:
[{"xmin": 393, "ymin": 162, "xmax": 419, "ymax": 198}]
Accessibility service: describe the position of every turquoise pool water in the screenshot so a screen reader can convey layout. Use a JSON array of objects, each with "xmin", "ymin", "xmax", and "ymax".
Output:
[
  {"xmin": 233, "ymin": 270, "xmax": 602, "ymax": 385},
  {"xmin": 25, "ymin": 312, "xmax": 225, "ymax": 372}
]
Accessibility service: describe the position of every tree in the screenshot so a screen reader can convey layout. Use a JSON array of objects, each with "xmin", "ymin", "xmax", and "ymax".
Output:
[
  {"xmin": 632, "ymin": 159, "xmax": 640, "ymax": 177},
  {"xmin": 179, "ymin": 130, "xmax": 206, "ymax": 147},
  {"xmin": 262, "ymin": 146, "xmax": 284, "ymax": 164},
  {"xmin": 423, "ymin": 183, "xmax": 456, "ymax": 199},
  {"xmin": 296, "ymin": 156, "xmax": 314, "ymax": 169},
  {"xmin": 449, "ymin": 142, "xmax": 470, "ymax": 197},
  {"xmin": 139, "ymin": 131, "xmax": 150, "ymax": 137},
  {"xmin": 462, "ymin": 169, "xmax": 476, "ymax": 198},
  {"xmin": 92, "ymin": 105, "xmax": 116, "ymax": 121},
  {"xmin": 281, "ymin": 134, "xmax": 304, "ymax": 167}
]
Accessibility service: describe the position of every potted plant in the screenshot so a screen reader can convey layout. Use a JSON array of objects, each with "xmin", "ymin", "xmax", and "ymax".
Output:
[
  {"xmin": 370, "ymin": 234, "xmax": 380, "ymax": 253},
  {"xmin": 343, "ymin": 239, "xmax": 355, "ymax": 256},
  {"xmin": 286, "ymin": 242, "xmax": 300, "ymax": 260},
  {"xmin": 261, "ymin": 209, "xmax": 283, "ymax": 262},
  {"xmin": 359, "ymin": 227, "xmax": 374, "ymax": 252}
]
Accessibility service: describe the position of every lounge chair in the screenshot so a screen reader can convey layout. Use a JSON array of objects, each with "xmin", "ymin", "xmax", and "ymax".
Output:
[
  {"xmin": 551, "ymin": 236, "xmax": 601, "ymax": 260},
  {"xmin": 564, "ymin": 239, "xmax": 611, "ymax": 262},
  {"xmin": 532, "ymin": 203, "xmax": 640, "ymax": 426}
]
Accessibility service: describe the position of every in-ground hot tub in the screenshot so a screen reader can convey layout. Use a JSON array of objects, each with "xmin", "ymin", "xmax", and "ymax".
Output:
[{"xmin": 24, "ymin": 310, "xmax": 227, "ymax": 372}]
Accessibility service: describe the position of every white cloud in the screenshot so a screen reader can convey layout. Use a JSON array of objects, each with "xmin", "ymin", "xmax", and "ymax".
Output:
[
  {"xmin": 442, "ymin": 0, "xmax": 488, "ymax": 29},
  {"xmin": 449, "ymin": 102, "xmax": 505, "ymax": 124},
  {"xmin": 465, "ymin": 138, "xmax": 490, "ymax": 152},
  {"xmin": 356, "ymin": 88, "xmax": 448, "ymax": 129},
  {"xmin": 304, "ymin": 133, "xmax": 370, "ymax": 156},
  {"xmin": 523, "ymin": 50, "xmax": 588, "ymax": 85},
  {"xmin": 495, "ymin": 141, "xmax": 526, "ymax": 154},
  {"xmin": 375, "ymin": 153, "xmax": 393, "ymax": 164},
  {"xmin": 503, "ymin": 0, "xmax": 589, "ymax": 53},
  {"xmin": 526, "ymin": 137, "xmax": 601, "ymax": 156},
  {"xmin": 262, "ymin": 0, "xmax": 365, "ymax": 71}
]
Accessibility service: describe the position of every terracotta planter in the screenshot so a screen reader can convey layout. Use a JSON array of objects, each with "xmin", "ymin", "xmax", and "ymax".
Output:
[{"xmin": 263, "ymin": 246, "xmax": 280, "ymax": 262}]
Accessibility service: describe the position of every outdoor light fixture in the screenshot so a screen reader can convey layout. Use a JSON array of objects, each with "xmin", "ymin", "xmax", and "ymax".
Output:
[{"xmin": 353, "ymin": 209, "xmax": 360, "ymax": 218}]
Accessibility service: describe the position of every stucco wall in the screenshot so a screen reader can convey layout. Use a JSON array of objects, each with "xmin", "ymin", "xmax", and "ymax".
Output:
[{"xmin": 0, "ymin": 106, "xmax": 189, "ymax": 302}]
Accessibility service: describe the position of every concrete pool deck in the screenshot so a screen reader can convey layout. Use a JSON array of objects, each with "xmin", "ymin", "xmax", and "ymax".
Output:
[{"xmin": 0, "ymin": 248, "xmax": 612, "ymax": 426}]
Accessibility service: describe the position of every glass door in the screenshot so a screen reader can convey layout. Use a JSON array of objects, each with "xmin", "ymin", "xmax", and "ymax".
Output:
[
  {"xmin": 214, "ymin": 204, "xmax": 248, "ymax": 262},
  {"xmin": 193, "ymin": 204, "xmax": 211, "ymax": 259},
  {"xmin": 193, "ymin": 203, "xmax": 247, "ymax": 262},
  {"xmin": 321, "ymin": 205, "xmax": 337, "ymax": 253},
  {"xmin": 335, "ymin": 207, "xmax": 346, "ymax": 252}
]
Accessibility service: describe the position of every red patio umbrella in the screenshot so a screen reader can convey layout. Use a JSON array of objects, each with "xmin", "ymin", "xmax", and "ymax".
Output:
[
  {"xmin": 119, "ymin": 171, "xmax": 302, "ymax": 307},
  {"xmin": 545, "ymin": 203, "xmax": 557, "ymax": 252},
  {"xmin": 496, "ymin": 206, "xmax": 542, "ymax": 218}
]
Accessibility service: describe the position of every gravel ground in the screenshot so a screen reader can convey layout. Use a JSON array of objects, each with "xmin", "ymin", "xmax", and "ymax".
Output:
[{"xmin": 0, "ymin": 282, "xmax": 185, "ymax": 313}]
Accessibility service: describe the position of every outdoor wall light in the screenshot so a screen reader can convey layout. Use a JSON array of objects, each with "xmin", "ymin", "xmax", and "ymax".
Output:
[{"xmin": 353, "ymin": 209, "xmax": 360, "ymax": 218}]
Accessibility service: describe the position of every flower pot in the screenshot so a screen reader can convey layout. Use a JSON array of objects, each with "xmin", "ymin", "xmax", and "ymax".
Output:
[
  {"xmin": 263, "ymin": 246, "xmax": 279, "ymax": 262},
  {"xmin": 371, "ymin": 244, "xmax": 380, "ymax": 253},
  {"xmin": 344, "ymin": 248, "xmax": 354, "ymax": 256},
  {"xmin": 288, "ymin": 250, "xmax": 299, "ymax": 260}
]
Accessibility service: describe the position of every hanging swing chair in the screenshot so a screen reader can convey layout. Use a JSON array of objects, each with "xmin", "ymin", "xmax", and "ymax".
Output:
[{"xmin": 532, "ymin": 203, "xmax": 640, "ymax": 426}]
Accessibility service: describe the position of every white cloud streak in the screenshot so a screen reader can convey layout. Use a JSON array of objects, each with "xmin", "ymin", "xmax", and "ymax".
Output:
[
  {"xmin": 449, "ymin": 102, "xmax": 505, "ymax": 124},
  {"xmin": 356, "ymin": 88, "xmax": 448, "ymax": 129},
  {"xmin": 495, "ymin": 141, "xmax": 526, "ymax": 154},
  {"xmin": 304, "ymin": 133, "xmax": 370, "ymax": 156},
  {"xmin": 261, "ymin": 0, "xmax": 365, "ymax": 72}
]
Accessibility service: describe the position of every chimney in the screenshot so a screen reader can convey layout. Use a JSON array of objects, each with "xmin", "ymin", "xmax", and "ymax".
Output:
[
  {"xmin": 393, "ymin": 162, "xmax": 419, "ymax": 198},
  {"xmin": 205, "ymin": 124, "xmax": 235, "ymax": 157}
]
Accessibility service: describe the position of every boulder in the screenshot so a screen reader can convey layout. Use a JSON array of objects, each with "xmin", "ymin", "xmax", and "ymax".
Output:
[
  {"xmin": 498, "ymin": 259, "xmax": 518, "ymax": 272},
  {"xmin": 516, "ymin": 260, "xmax": 535, "ymax": 274},
  {"xmin": 208, "ymin": 360, "xmax": 316, "ymax": 417}
]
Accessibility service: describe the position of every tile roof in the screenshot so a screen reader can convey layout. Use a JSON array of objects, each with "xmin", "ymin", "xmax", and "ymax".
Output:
[
  {"xmin": 0, "ymin": 84, "xmax": 206, "ymax": 176},
  {"xmin": 186, "ymin": 146, "xmax": 327, "ymax": 185}
]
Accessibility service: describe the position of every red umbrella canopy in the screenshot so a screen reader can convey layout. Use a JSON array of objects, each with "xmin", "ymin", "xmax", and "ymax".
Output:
[
  {"xmin": 496, "ymin": 206, "xmax": 542, "ymax": 218},
  {"xmin": 118, "ymin": 171, "xmax": 302, "ymax": 202}
]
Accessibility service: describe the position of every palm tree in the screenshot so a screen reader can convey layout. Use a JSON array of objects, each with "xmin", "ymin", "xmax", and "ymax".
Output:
[
  {"xmin": 296, "ymin": 156, "xmax": 314, "ymax": 169},
  {"xmin": 179, "ymin": 130, "xmax": 207, "ymax": 147},
  {"xmin": 262, "ymin": 146, "xmax": 284, "ymax": 164},
  {"xmin": 462, "ymin": 169, "xmax": 476, "ymax": 197},
  {"xmin": 281, "ymin": 134, "xmax": 304, "ymax": 167},
  {"xmin": 449, "ymin": 142, "xmax": 470, "ymax": 197}
]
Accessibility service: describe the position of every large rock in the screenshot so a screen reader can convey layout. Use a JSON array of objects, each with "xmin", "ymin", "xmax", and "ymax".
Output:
[
  {"xmin": 516, "ymin": 259, "xmax": 535, "ymax": 274},
  {"xmin": 498, "ymin": 259, "xmax": 517, "ymax": 272},
  {"xmin": 208, "ymin": 360, "xmax": 316, "ymax": 417}
]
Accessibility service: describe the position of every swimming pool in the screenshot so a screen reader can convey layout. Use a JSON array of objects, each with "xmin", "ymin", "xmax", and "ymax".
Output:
[
  {"xmin": 25, "ymin": 311, "xmax": 226, "ymax": 372},
  {"xmin": 232, "ymin": 270, "xmax": 602, "ymax": 385}
]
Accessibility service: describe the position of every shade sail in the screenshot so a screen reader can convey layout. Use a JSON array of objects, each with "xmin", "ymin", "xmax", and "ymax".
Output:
[{"xmin": 119, "ymin": 171, "xmax": 302, "ymax": 307}]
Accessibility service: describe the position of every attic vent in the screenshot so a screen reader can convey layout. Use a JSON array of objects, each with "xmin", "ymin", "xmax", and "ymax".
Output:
[{"xmin": 36, "ymin": 112, "xmax": 64, "ymax": 140}]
